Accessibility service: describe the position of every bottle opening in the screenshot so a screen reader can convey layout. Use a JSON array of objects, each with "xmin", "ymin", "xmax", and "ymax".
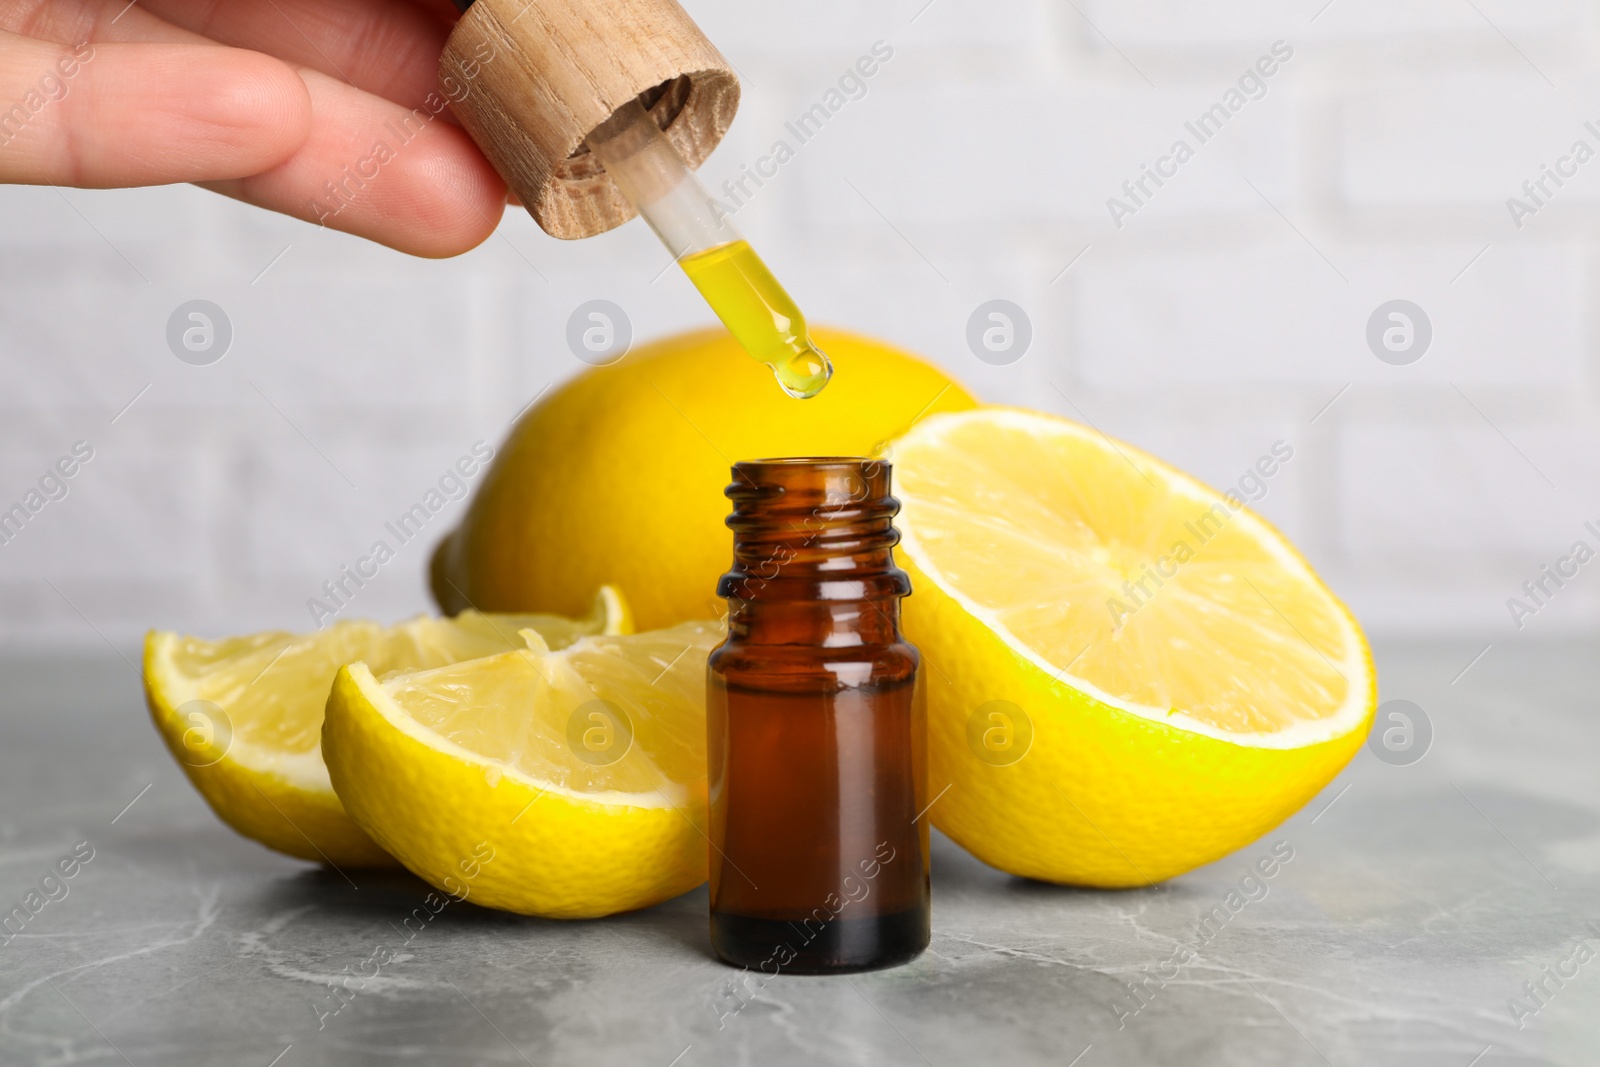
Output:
[
  {"xmin": 728, "ymin": 457, "xmax": 889, "ymax": 519},
  {"xmin": 742, "ymin": 456, "xmax": 873, "ymax": 465}
]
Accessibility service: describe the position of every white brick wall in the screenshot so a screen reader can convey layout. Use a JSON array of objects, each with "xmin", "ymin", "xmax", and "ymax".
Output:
[
  {"xmin": 1081, "ymin": 0, "xmax": 1593, "ymax": 47},
  {"xmin": 3, "ymin": 0, "xmax": 1599, "ymax": 646},
  {"xmin": 1075, "ymin": 239, "xmax": 1587, "ymax": 386}
]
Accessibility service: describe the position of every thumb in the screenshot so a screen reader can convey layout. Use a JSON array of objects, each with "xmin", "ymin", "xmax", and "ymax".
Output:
[{"xmin": 0, "ymin": 32, "xmax": 311, "ymax": 187}]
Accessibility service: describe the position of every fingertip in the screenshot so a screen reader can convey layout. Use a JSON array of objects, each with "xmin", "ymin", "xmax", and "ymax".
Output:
[{"xmin": 396, "ymin": 130, "xmax": 508, "ymax": 257}]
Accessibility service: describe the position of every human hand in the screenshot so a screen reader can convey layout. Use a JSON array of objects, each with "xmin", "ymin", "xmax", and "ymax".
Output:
[{"xmin": 0, "ymin": 0, "xmax": 508, "ymax": 257}]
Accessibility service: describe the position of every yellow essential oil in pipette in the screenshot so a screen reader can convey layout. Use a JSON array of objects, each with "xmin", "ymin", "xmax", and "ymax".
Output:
[
  {"xmin": 583, "ymin": 98, "xmax": 834, "ymax": 399},
  {"xmin": 677, "ymin": 241, "xmax": 832, "ymax": 399}
]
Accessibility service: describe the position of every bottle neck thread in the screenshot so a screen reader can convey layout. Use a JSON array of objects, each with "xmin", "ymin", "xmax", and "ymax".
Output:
[{"xmin": 718, "ymin": 458, "xmax": 912, "ymax": 613}]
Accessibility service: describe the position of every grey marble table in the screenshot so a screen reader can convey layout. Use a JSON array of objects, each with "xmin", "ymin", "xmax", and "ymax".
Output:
[{"xmin": 0, "ymin": 639, "xmax": 1595, "ymax": 1066}]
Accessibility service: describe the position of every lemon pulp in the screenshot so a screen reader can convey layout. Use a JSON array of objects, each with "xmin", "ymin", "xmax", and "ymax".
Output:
[
  {"xmin": 377, "ymin": 623, "xmax": 714, "ymax": 801},
  {"xmin": 893, "ymin": 410, "xmax": 1367, "ymax": 746},
  {"xmin": 678, "ymin": 240, "xmax": 833, "ymax": 399}
]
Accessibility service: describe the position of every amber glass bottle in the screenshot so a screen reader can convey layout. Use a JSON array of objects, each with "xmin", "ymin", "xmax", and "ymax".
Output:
[{"xmin": 707, "ymin": 458, "xmax": 929, "ymax": 974}]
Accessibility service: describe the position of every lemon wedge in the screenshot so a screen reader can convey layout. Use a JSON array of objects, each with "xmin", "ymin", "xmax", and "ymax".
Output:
[
  {"xmin": 143, "ymin": 589, "xmax": 630, "ymax": 867},
  {"xmin": 323, "ymin": 621, "xmax": 722, "ymax": 918}
]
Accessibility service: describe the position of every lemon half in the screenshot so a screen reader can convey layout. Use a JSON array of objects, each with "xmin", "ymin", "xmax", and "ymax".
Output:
[
  {"xmin": 143, "ymin": 590, "xmax": 629, "ymax": 867},
  {"xmin": 891, "ymin": 408, "xmax": 1375, "ymax": 886}
]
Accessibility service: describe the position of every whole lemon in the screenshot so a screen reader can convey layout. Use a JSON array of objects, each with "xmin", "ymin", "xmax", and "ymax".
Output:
[{"xmin": 431, "ymin": 327, "xmax": 976, "ymax": 629}]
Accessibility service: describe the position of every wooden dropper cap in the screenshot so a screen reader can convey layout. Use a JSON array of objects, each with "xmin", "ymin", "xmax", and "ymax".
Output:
[{"xmin": 440, "ymin": 0, "xmax": 741, "ymax": 240}]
